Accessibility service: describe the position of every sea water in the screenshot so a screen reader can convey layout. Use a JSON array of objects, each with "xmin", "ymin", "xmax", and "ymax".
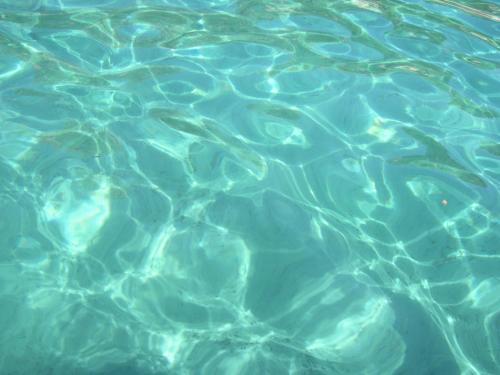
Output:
[{"xmin": 0, "ymin": 0, "xmax": 499, "ymax": 374}]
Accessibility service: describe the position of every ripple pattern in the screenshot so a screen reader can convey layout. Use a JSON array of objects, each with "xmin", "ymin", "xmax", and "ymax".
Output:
[{"xmin": 0, "ymin": 0, "xmax": 499, "ymax": 374}]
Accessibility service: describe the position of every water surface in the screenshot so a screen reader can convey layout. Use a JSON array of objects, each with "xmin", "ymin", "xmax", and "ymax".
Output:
[{"xmin": 0, "ymin": 0, "xmax": 499, "ymax": 374}]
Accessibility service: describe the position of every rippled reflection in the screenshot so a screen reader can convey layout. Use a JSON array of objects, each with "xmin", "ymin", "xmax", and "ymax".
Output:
[{"xmin": 0, "ymin": 0, "xmax": 499, "ymax": 374}]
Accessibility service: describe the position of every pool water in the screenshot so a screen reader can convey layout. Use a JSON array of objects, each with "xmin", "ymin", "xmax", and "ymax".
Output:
[{"xmin": 0, "ymin": 0, "xmax": 499, "ymax": 374}]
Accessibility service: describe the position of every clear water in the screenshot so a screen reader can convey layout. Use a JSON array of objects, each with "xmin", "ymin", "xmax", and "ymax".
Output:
[{"xmin": 0, "ymin": 0, "xmax": 499, "ymax": 374}]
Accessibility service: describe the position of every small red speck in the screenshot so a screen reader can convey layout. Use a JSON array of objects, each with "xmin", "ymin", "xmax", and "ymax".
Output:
[{"xmin": 441, "ymin": 199, "xmax": 448, "ymax": 206}]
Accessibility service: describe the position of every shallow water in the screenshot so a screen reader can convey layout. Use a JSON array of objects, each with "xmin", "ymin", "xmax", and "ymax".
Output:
[{"xmin": 0, "ymin": 0, "xmax": 499, "ymax": 374}]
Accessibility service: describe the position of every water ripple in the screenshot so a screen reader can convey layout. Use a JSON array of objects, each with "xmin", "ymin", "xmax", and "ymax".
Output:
[{"xmin": 0, "ymin": 0, "xmax": 499, "ymax": 374}]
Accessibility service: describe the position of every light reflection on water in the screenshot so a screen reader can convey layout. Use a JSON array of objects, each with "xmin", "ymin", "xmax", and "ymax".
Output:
[{"xmin": 0, "ymin": 0, "xmax": 499, "ymax": 374}]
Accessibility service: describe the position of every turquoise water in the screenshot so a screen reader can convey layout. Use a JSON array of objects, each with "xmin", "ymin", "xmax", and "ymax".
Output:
[{"xmin": 0, "ymin": 0, "xmax": 499, "ymax": 374}]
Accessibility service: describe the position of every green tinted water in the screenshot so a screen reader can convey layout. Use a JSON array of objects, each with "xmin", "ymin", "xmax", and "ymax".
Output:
[{"xmin": 0, "ymin": 0, "xmax": 499, "ymax": 374}]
